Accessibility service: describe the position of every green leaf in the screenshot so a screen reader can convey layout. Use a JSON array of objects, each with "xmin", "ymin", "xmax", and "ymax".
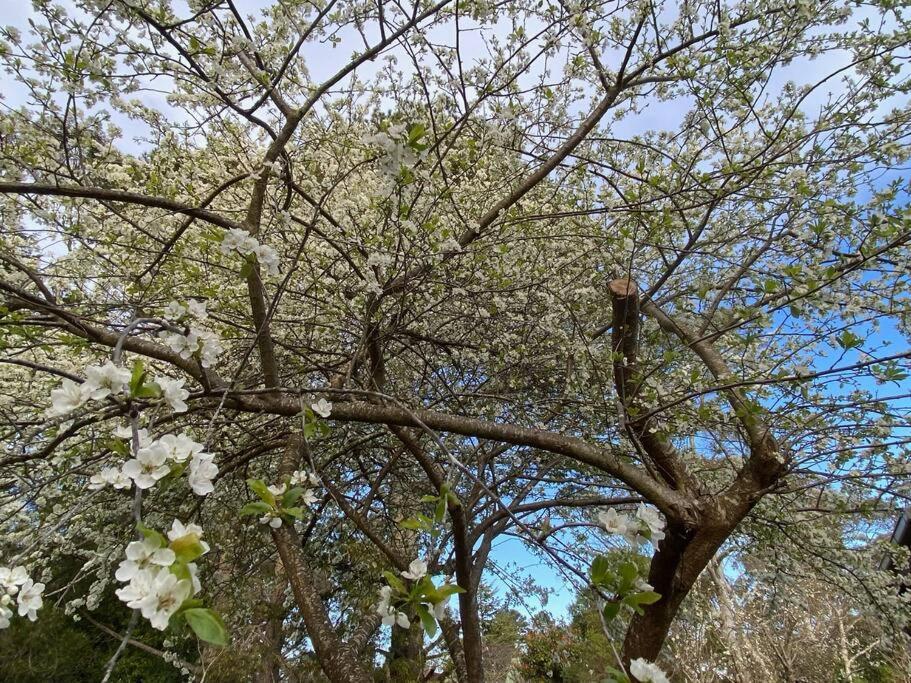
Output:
[
  {"xmin": 407, "ymin": 122, "xmax": 427, "ymax": 150},
  {"xmin": 383, "ymin": 571, "xmax": 406, "ymax": 594},
  {"xmin": 170, "ymin": 560, "xmax": 192, "ymax": 582},
  {"xmin": 416, "ymin": 603, "xmax": 437, "ymax": 637},
  {"xmin": 136, "ymin": 522, "xmax": 167, "ymax": 548},
  {"xmin": 435, "ymin": 583, "xmax": 466, "ymax": 597},
  {"xmin": 590, "ymin": 555, "xmax": 611, "ymax": 585},
  {"xmin": 602, "ymin": 601, "xmax": 621, "ymax": 622},
  {"xmin": 836, "ymin": 330, "xmax": 863, "ymax": 350},
  {"xmin": 633, "ymin": 590, "xmax": 662, "ymax": 606},
  {"xmin": 176, "ymin": 598, "xmax": 204, "ymax": 613},
  {"xmin": 618, "ymin": 561, "xmax": 638, "ymax": 591},
  {"xmin": 129, "ymin": 359, "xmax": 146, "ymax": 396},
  {"xmin": 183, "ymin": 608, "xmax": 228, "ymax": 646},
  {"xmin": 106, "ymin": 438, "xmax": 129, "ymax": 457},
  {"xmin": 281, "ymin": 487, "xmax": 306, "ymax": 508},
  {"xmin": 413, "ymin": 575, "xmax": 436, "ymax": 600},
  {"xmin": 434, "ymin": 494, "xmax": 447, "ymax": 524},
  {"xmin": 399, "ymin": 518, "xmax": 423, "ymax": 530},
  {"xmin": 247, "ymin": 478, "xmax": 275, "ymax": 505},
  {"xmin": 282, "ymin": 506, "xmax": 305, "ymax": 520},
  {"xmin": 239, "ymin": 501, "xmax": 272, "ymax": 517},
  {"xmin": 170, "ymin": 536, "xmax": 206, "ymax": 563},
  {"xmin": 134, "ymin": 381, "xmax": 162, "ymax": 399},
  {"xmin": 604, "ymin": 666, "xmax": 631, "ymax": 683}
]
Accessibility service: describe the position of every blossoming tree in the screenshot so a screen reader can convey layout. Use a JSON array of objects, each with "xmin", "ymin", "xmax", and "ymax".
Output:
[{"xmin": 1, "ymin": 0, "xmax": 910, "ymax": 680}]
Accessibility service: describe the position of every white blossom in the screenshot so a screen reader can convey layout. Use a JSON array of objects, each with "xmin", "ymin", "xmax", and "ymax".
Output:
[
  {"xmin": 440, "ymin": 237, "xmax": 462, "ymax": 252},
  {"xmin": 220, "ymin": 228, "xmax": 254, "ymax": 254},
  {"xmin": 598, "ymin": 508, "xmax": 634, "ymax": 538},
  {"xmin": 114, "ymin": 423, "xmax": 135, "ymax": 440},
  {"xmin": 311, "ymin": 398, "xmax": 332, "ymax": 418},
  {"xmin": 635, "ymin": 577, "xmax": 654, "ymax": 593},
  {"xmin": 115, "ymin": 568, "xmax": 155, "ymax": 608},
  {"xmin": 115, "ymin": 538, "xmax": 176, "ymax": 583},
  {"xmin": 636, "ymin": 504, "xmax": 666, "ymax": 544},
  {"xmin": 157, "ymin": 376, "xmax": 189, "ymax": 413},
  {"xmin": 253, "ymin": 243, "xmax": 281, "ymax": 277},
  {"xmin": 187, "ymin": 562, "xmax": 202, "ymax": 594},
  {"xmin": 259, "ymin": 514, "xmax": 282, "ymax": 529},
  {"xmin": 186, "ymin": 299, "xmax": 208, "ymax": 319},
  {"xmin": 196, "ymin": 328, "xmax": 224, "ymax": 368},
  {"xmin": 159, "ymin": 330, "xmax": 198, "ymax": 359},
  {"xmin": 46, "ymin": 379, "xmax": 89, "ymax": 417},
  {"xmin": 0, "ymin": 566, "xmax": 28, "ymax": 595},
  {"xmin": 136, "ymin": 570, "xmax": 192, "ymax": 630},
  {"xmin": 167, "ymin": 519, "xmax": 204, "ymax": 544},
  {"xmin": 290, "ymin": 470, "xmax": 320, "ymax": 487},
  {"xmin": 83, "ymin": 362, "xmax": 131, "ymax": 400},
  {"xmin": 159, "ymin": 433, "xmax": 205, "ymax": 464},
  {"xmin": 16, "ymin": 578, "xmax": 44, "ymax": 621},
  {"xmin": 401, "ymin": 559, "xmax": 428, "ymax": 581},
  {"xmin": 629, "ymin": 658, "xmax": 670, "ymax": 683},
  {"xmin": 122, "ymin": 441, "xmax": 171, "ymax": 489},
  {"xmin": 376, "ymin": 585, "xmax": 393, "ymax": 614},
  {"xmin": 164, "ymin": 301, "xmax": 187, "ymax": 319},
  {"xmin": 375, "ymin": 585, "xmax": 411, "ymax": 629},
  {"xmin": 188, "ymin": 451, "xmax": 218, "ymax": 495},
  {"xmin": 89, "ymin": 466, "xmax": 131, "ymax": 490}
]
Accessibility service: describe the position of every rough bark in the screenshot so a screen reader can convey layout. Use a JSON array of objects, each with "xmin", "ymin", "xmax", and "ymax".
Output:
[{"xmin": 271, "ymin": 525, "xmax": 373, "ymax": 683}]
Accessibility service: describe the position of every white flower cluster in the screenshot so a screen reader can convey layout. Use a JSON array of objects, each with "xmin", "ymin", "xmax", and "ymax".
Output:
[
  {"xmin": 164, "ymin": 299, "xmax": 207, "ymax": 321},
  {"xmin": 114, "ymin": 521, "xmax": 207, "ymax": 630},
  {"xmin": 47, "ymin": 363, "xmax": 191, "ymax": 417},
  {"xmin": 363, "ymin": 124, "xmax": 419, "ymax": 177},
  {"xmin": 630, "ymin": 658, "xmax": 670, "ymax": 683},
  {"xmin": 364, "ymin": 253, "xmax": 393, "ymax": 294},
  {"xmin": 220, "ymin": 228, "xmax": 281, "ymax": 277},
  {"xmin": 0, "ymin": 566, "xmax": 44, "ymax": 628},
  {"xmin": 375, "ymin": 559, "xmax": 448, "ymax": 629},
  {"xmin": 376, "ymin": 585, "xmax": 410, "ymax": 628},
  {"xmin": 598, "ymin": 504, "xmax": 666, "ymax": 546},
  {"xmin": 46, "ymin": 361, "xmax": 131, "ymax": 417},
  {"xmin": 289, "ymin": 469, "xmax": 320, "ymax": 493},
  {"xmin": 90, "ymin": 428, "xmax": 218, "ymax": 496},
  {"xmin": 439, "ymin": 236, "xmax": 462, "ymax": 253},
  {"xmin": 158, "ymin": 328, "xmax": 224, "ymax": 369},
  {"xmin": 257, "ymin": 470, "xmax": 320, "ymax": 528}
]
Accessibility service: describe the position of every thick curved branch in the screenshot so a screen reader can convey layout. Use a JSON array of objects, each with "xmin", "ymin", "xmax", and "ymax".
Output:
[{"xmin": 0, "ymin": 182, "xmax": 246, "ymax": 232}]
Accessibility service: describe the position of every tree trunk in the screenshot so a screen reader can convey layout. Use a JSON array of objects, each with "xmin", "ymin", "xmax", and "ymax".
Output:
[
  {"xmin": 272, "ymin": 525, "xmax": 374, "ymax": 683},
  {"xmin": 253, "ymin": 572, "xmax": 286, "ymax": 683},
  {"xmin": 387, "ymin": 607, "xmax": 424, "ymax": 681},
  {"xmin": 623, "ymin": 517, "xmax": 741, "ymax": 661}
]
